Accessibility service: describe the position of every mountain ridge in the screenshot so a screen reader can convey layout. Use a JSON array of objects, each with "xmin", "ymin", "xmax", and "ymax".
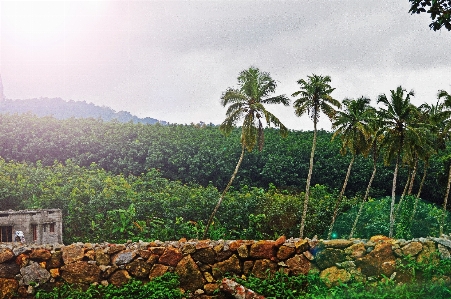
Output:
[{"xmin": 0, "ymin": 97, "xmax": 168, "ymax": 124}]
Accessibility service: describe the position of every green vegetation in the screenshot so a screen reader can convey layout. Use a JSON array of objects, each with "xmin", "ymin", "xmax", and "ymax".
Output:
[{"xmin": 35, "ymin": 273, "xmax": 184, "ymax": 299}]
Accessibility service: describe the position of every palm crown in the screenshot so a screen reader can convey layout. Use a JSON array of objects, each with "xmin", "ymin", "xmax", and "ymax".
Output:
[{"xmin": 220, "ymin": 67, "xmax": 290, "ymax": 152}]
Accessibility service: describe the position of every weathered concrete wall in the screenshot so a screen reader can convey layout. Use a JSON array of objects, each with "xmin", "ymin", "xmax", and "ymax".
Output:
[
  {"xmin": 1, "ymin": 235, "xmax": 451, "ymax": 298},
  {"xmin": 0, "ymin": 210, "xmax": 63, "ymax": 245}
]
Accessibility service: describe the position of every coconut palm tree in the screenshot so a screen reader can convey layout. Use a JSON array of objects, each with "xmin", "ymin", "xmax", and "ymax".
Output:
[
  {"xmin": 202, "ymin": 67, "xmax": 290, "ymax": 239},
  {"xmin": 377, "ymin": 86, "xmax": 420, "ymax": 238},
  {"xmin": 438, "ymin": 89, "xmax": 451, "ymax": 236},
  {"xmin": 327, "ymin": 97, "xmax": 374, "ymax": 239},
  {"xmin": 292, "ymin": 74, "xmax": 340, "ymax": 238}
]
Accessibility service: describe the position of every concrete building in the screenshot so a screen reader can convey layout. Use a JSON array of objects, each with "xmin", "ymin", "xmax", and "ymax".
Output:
[{"xmin": 0, "ymin": 209, "xmax": 63, "ymax": 244}]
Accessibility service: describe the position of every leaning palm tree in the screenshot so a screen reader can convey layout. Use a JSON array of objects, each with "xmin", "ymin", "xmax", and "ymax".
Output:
[
  {"xmin": 202, "ymin": 67, "xmax": 290, "ymax": 239},
  {"xmin": 327, "ymin": 97, "xmax": 373, "ymax": 239},
  {"xmin": 292, "ymin": 74, "xmax": 340, "ymax": 238},
  {"xmin": 438, "ymin": 89, "xmax": 451, "ymax": 236},
  {"xmin": 377, "ymin": 86, "xmax": 420, "ymax": 238}
]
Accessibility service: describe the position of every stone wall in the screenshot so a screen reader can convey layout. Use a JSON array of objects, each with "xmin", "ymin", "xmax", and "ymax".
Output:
[{"xmin": 1, "ymin": 235, "xmax": 451, "ymax": 298}]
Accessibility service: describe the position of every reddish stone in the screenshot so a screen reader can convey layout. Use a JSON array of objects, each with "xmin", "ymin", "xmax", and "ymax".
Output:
[
  {"xmin": 229, "ymin": 240, "xmax": 243, "ymax": 251},
  {"xmin": 138, "ymin": 249, "xmax": 152, "ymax": 259},
  {"xmin": 196, "ymin": 240, "xmax": 211, "ymax": 249},
  {"xmin": 251, "ymin": 259, "xmax": 278, "ymax": 279},
  {"xmin": 107, "ymin": 244, "xmax": 126, "ymax": 254},
  {"xmin": 158, "ymin": 247, "xmax": 183, "ymax": 267},
  {"xmin": 61, "ymin": 261, "xmax": 101, "ymax": 284},
  {"xmin": 148, "ymin": 264, "xmax": 169, "ymax": 280},
  {"xmin": 286, "ymin": 254, "xmax": 311, "ymax": 275},
  {"xmin": 146, "ymin": 254, "xmax": 160, "ymax": 265},
  {"xmin": 126, "ymin": 260, "xmax": 152, "ymax": 278},
  {"xmin": 175, "ymin": 255, "xmax": 205, "ymax": 291},
  {"xmin": 204, "ymin": 283, "xmax": 219, "ymax": 295},
  {"xmin": 109, "ymin": 270, "xmax": 131, "ymax": 286},
  {"xmin": 0, "ymin": 263, "xmax": 20, "ymax": 278},
  {"xmin": 249, "ymin": 241, "xmax": 276, "ymax": 259},
  {"xmin": 356, "ymin": 243, "xmax": 396, "ymax": 277},
  {"xmin": 149, "ymin": 247, "xmax": 166, "ymax": 255},
  {"xmin": 0, "ymin": 278, "xmax": 19, "ymax": 299},
  {"xmin": 84, "ymin": 249, "xmax": 95, "ymax": 260},
  {"xmin": 30, "ymin": 249, "xmax": 52, "ymax": 261},
  {"xmin": 47, "ymin": 251, "xmax": 63, "ymax": 269},
  {"xmin": 277, "ymin": 246, "xmax": 295, "ymax": 260},
  {"xmin": 15, "ymin": 254, "xmax": 29, "ymax": 267},
  {"xmin": 243, "ymin": 261, "xmax": 254, "ymax": 275},
  {"xmin": 62, "ymin": 245, "xmax": 84, "ymax": 264},
  {"xmin": 274, "ymin": 235, "xmax": 286, "ymax": 247},
  {"xmin": 95, "ymin": 249, "xmax": 110, "ymax": 266},
  {"xmin": 295, "ymin": 239, "xmax": 309, "ymax": 253},
  {"xmin": 0, "ymin": 249, "xmax": 14, "ymax": 264},
  {"xmin": 212, "ymin": 255, "xmax": 241, "ymax": 279},
  {"xmin": 191, "ymin": 248, "xmax": 216, "ymax": 265}
]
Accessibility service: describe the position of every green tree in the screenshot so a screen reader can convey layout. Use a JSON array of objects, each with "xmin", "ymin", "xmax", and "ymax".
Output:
[
  {"xmin": 328, "ymin": 97, "xmax": 373, "ymax": 239},
  {"xmin": 202, "ymin": 67, "xmax": 290, "ymax": 239},
  {"xmin": 409, "ymin": 0, "xmax": 451, "ymax": 31},
  {"xmin": 292, "ymin": 74, "xmax": 341, "ymax": 238},
  {"xmin": 377, "ymin": 86, "xmax": 420, "ymax": 238}
]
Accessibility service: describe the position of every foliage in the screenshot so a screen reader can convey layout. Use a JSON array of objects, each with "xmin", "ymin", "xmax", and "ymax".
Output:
[
  {"xmin": 409, "ymin": 0, "xmax": 451, "ymax": 31},
  {"xmin": 333, "ymin": 196, "xmax": 451, "ymax": 239},
  {"xmin": 35, "ymin": 273, "xmax": 184, "ymax": 299}
]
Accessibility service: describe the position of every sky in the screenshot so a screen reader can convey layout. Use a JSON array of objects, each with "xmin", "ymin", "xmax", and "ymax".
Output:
[{"xmin": 0, "ymin": 0, "xmax": 450, "ymax": 131}]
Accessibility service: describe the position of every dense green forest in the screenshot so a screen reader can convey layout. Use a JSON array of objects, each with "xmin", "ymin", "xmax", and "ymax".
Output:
[
  {"xmin": 0, "ymin": 113, "xmax": 448, "ymax": 203},
  {"xmin": 0, "ymin": 113, "xmax": 450, "ymax": 243}
]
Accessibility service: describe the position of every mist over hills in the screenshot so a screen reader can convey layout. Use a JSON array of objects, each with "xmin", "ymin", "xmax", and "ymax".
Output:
[{"xmin": 0, "ymin": 97, "xmax": 168, "ymax": 124}]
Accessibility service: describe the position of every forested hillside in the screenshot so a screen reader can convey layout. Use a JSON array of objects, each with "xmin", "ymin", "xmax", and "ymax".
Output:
[
  {"xmin": 0, "ymin": 113, "xmax": 448, "ymax": 205},
  {"xmin": 0, "ymin": 97, "xmax": 165, "ymax": 124}
]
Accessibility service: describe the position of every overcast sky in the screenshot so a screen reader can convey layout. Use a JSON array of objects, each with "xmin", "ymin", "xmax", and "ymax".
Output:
[{"xmin": 1, "ymin": 0, "xmax": 450, "ymax": 131}]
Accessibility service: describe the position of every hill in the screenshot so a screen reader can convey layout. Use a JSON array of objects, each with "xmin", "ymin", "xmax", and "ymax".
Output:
[{"xmin": 0, "ymin": 97, "xmax": 168, "ymax": 124}]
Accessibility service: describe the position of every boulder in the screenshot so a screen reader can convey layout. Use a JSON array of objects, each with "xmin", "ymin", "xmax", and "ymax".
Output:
[
  {"xmin": 62, "ymin": 245, "xmax": 84, "ymax": 264},
  {"xmin": 249, "ymin": 241, "xmax": 276, "ymax": 259},
  {"xmin": 0, "ymin": 249, "xmax": 14, "ymax": 264},
  {"xmin": 20, "ymin": 262, "xmax": 51, "ymax": 285},
  {"xmin": 344, "ymin": 243, "xmax": 366, "ymax": 259},
  {"xmin": 47, "ymin": 251, "xmax": 62, "ymax": 269},
  {"xmin": 148, "ymin": 264, "xmax": 169, "ymax": 280},
  {"xmin": 212, "ymin": 255, "xmax": 241, "ymax": 279},
  {"xmin": 30, "ymin": 249, "xmax": 52, "ymax": 261},
  {"xmin": 321, "ymin": 239, "xmax": 354, "ymax": 249},
  {"xmin": 0, "ymin": 278, "xmax": 18, "ymax": 299},
  {"xmin": 112, "ymin": 250, "xmax": 136, "ymax": 266},
  {"xmin": 192, "ymin": 248, "xmax": 216, "ymax": 265},
  {"xmin": 61, "ymin": 261, "xmax": 101, "ymax": 284},
  {"xmin": 237, "ymin": 244, "xmax": 249, "ymax": 259},
  {"xmin": 277, "ymin": 245, "xmax": 295, "ymax": 260},
  {"xmin": 95, "ymin": 249, "xmax": 110, "ymax": 266},
  {"xmin": 175, "ymin": 255, "xmax": 205, "ymax": 291},
  {"xmin": 401, "ymin": 242, "xmax": 423, "ymax": 256},
  {"xmin": 251, "ymin": 259, "xmax": 278, "ymax": 279},
  {"xmin": 320, "ymin": 266, "xmax": 351, "ymax": 287},
  {"xmin": 0, "ymin": 263, "xmax": 20, "ymax": 279},
  {"xmin": 315, "ymin": 248, "xmax": 346, "ymax": 270},
  {"xmin": 125, "ymin": 260, "xmax": 152, "ymax": 278},
  {"xmin": 158, "ymin": 247, "xmax": 183, "ymax": 267},
  {"xmin": 286, "ymin": 254, "xmax": 311, "ymax": 275},
  {"xmin": 109, "ymin": 270, "xmax": 131, "ymax": 286},
  {"xmin": 356, "ymin": 243, "xmax": 395, "ymax": 277}
]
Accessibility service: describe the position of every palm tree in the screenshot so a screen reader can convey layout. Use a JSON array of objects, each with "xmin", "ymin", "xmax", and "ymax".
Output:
[
  {"xmin": 292, "ymin": 74, "xmax": 340, "ymax": 238},
  {"xmin": 349, "ymin": 113, "xmax": 383, "ymax": 238},
  {"xmin": 438, "ymin": 89, "xmax": 451, "ymax": 236},
  {"xmin": 202, "ymin": 67, "xmax": 290, "ymax": 239},
  {"xmin": 327, "ymin": 97, "xmax": 373, "ymax": 239},
  {"xmin": 377, "ymin": 86, "xmax": 419, "ymax": 238}
]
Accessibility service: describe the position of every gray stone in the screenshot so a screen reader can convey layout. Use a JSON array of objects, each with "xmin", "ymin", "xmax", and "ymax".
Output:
[{"xmin": 20, "ymin": 262, "xmax": 51, "ymax": 285}]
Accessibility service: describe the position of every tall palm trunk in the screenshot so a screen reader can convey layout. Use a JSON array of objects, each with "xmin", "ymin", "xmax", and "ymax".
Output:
[
  {"xmin": 203, "ymin": 144, "xmax": 245, "ymax": 239},
  {"xmin": 408, "ymin": 157, "xmax": 418, "ymax": 195},
  {"xmin": 299, "ymin": 120, "xmax": 317, "ymax": 239},
  {"xmin": 440, "ymin": 164, "xmax": 451, "ymax": 236},
  {"xmin": 389, "ymin": 154, "xmax": 400, "ymax": 238},
  {"xmin": 328, "ymin": 155, "xmax": 355, "ymax": 239},
  {"xmin": 410, "ymin": 160, "xmax": 428, "ymax": 226},
  {"xmin": 396, "ymin": 169, "xmax": 411, "ymax": 216},
  {"xmin": 349, "ymin": 159, "xmax": 377, "ymax": 239}
]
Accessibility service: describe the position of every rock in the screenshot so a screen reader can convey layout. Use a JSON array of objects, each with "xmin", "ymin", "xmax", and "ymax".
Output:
[
  {"xmin": 212, "ymin": 254, "xmax": 241, "ymax": 279},
  {"xmin": 0, "ymin": 278, "xmax": 18, "ymax": 299},
  {"xmin": 274, "ymin": 235, "xmax": 286, "ymax": 247},
  {"xmin": 203, "ymin": 283, "xmax": 219, "ymax": 295},
  {"xmin": 95, "ymin": 249, "xmax": 110, "ymax": 266},
  {"xmin": 181, "ymin": 243, "xmax": 196, "ymax": 255},
  {"xmin": 148, "ymin": 264, "xmax": 169, "ymax": 280},
  {"xmin": 0, "ymin": 263, "xmax": 20, "ymax": 279},
  {"xmin": 369, "ymin": 235, "xmax": 393, "ymax": 243},
  {"xmin": 125, "ymin": 260, "xmax": 152, "ymax": 278},
  {"xmin": 149, "ymin": 247, "xmax": 166, "ymax": 255},
  {"xmin": 146, "ymin": 254, "xmax": 160, "ymax": 265},
  {"xmin": 191, "ymin": 248, "xmax": 216, "ymax": 265},
  {"xmin": 107, "ymin": 244, "xmax": 126, "ymax": 254},
  {"xmin": 237, "ymin": 244, "xmax": 249, "ymax": 258},
  {"xmin": 204, "ymin": 272, "xmax": 214, "ymax": 283},
  {"xmin": 344, "ymin": 243, "xmax": 366, "ymax": 259},
  {"xmin": 109, "ymin": 270, "xmax": 131, "ymax": 286},
  {"xmin": 320, "ymin": 266, "xmax": 351, "ymax": 287},
  {"xmin": 62, "ymin": 245, "xmax": 84, "ymax": 264},
  {"xmin": 432, "ymin": 238, "xmax": 451, "ymax": 249},
  {"xmin": 321, "ymin": 239, "xmax": 354, "ymax": 249},
  {"xmin": 249, "ymin": 241, "xmax": 276, "ymax": 259},
  {"xmin": 243, "ymin": 261, "xmax": 254, "ymax": 275},
  {"xmin": 251, "ymin": 259, "xmax": 278, "ymax": 279},
  {"xmin": 138, "ymin": 249, "xmax": 152, "ymax": 259},
  {"xmin": 49, "ymin": 268, "xmax": 60, "ymax": 278},
  {"xmin": 30, "ymin": 249, "xmax": 52, "ymax": 261},
  {"xmin": 303, "ymin": 250, "xmax": 314, "ymax": 261},
  {"xmin": 438, "ymin": 244, "xmax": 451, "ymax": 260},
  {"xmin": 315, "ymin": 248, "xmax": 346, "ymax": 270},
  {"xmin": 61, "ymin": 261, "xmax": 101, "ymax": 284},
  {"xmin": 295, "ymin": 239, "xmax": 309, "ymax": 253},
  {"xmin": 47, "ymin": 251, "xmax": 62, "ymax": 269},
  {"xmin": 175, "ymin": 255, "xmax": 205, "ymax": 291},
  {"xmin": 220, "ymin": 278, "xmax": 265, "ymax": 299},
  {"xmin": 15, "ymin": 254, "xmax": 29, "ymax": 268},
  {"xmin": 158, "ymin": 247, "xmax": 183, "ymax": 267},
  {"xmin": 401, "ymin": 242, "xmax": 423, "ymax": 256},
  {"xmin": 356, "ymin": 243, "xmax": 395, "ymax": 277},
  {"xmin": 417, "ymin": 241, "xmax": 438, "ymax": 264},
  {"xmin": 20, "ymin": 262, "xmax": 51, "ymax": 285},
  {"xmin": 286, "ymin": 254, "xmax": 310, "ymax": 275},
  {"xmin": 277, "ymin": 246, "xmax": 296, "ymax": 260},
  {"xmin": 0, "ymin": 249, "xmax": 14, "ymax": 264},
  {"xmin": 112, "ymin": 250, "xmax": 136, "ymax": 266}
]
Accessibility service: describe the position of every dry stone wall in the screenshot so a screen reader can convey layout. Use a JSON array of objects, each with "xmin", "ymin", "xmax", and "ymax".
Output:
[{"xmin": 1, "ymin": 235, "xmax": 451, "ymax": 298}]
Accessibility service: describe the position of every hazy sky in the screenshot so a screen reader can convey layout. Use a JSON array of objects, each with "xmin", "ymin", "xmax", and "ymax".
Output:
[{"xmin": 1, "ymin": 0, "xmax": 450, "ymax": 131}]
